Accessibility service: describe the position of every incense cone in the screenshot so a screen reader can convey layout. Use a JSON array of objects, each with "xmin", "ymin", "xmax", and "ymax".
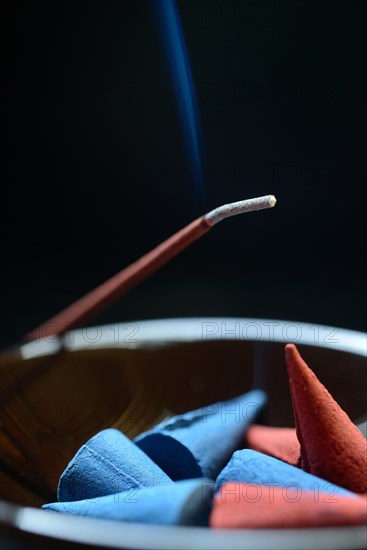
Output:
[
  {"xmin": 210, "ymin": 483, "xmax": 367, "ymax": 529},
  {"xmin": 245, "ymin": 424, "xmax": 301, "ymax": 466},
  {"xmin": 45, "ymin": 479, "xmax": 214, "ymax": 526},
  {"xmin": 135, "ymin": 390, "xmax": 267, "ymax": 481},
  {"xmin": 58, "ymin": 429, "xmax": 173, "ymax": 502},
  {"xmin": 215, "ymin": 450, "xmax": 354, "ymax": 496},
  {"xmin": 285, "ymin": 344, "xmax": 367, "ymax": 493}
]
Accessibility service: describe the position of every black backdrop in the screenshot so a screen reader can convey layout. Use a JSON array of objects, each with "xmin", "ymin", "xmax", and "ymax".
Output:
[{"xmin": 1, "ymin": 0, "xmax": 366, "ymax": 348}]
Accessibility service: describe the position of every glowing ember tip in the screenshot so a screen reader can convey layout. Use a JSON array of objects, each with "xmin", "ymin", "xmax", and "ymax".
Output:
[{"xmin": 205, "ymin": 195, "xmax": 277, "ymax": 226}]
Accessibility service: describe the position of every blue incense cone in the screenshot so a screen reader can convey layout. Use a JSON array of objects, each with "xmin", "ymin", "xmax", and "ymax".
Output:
[
  {"xmin": 44, "ymin": 478, "xmax": 214, "ymax": 526},
  {"xmin": 58, "ymin": 429, "xmax": 173, "ymax": 502},
  {"xmin": 215, "ymin": 450, "xmax": 355, "ymax": 497},
  {"xmin": 135, "ymin": 390, "xmax": 267, "ymax": 481}
]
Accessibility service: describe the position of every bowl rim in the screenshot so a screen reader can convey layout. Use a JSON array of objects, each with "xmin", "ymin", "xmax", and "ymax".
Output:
[
  {"xmin": 20, "ymin": 316, "xmax": 367, "ymax": 360},
  {"xmin": 1, "ymin": 499, "xmax": 367, "ymax": 550}
]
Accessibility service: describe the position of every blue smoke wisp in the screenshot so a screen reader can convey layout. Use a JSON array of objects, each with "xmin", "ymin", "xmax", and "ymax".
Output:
[{"xmin": 154, "ymin": 0, "xmax": 204, "ymax": 203}]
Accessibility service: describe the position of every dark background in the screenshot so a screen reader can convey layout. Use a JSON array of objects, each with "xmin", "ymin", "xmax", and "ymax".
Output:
[{"xmin": 1, "ymin": 0, "xmax": 366, "ymax": 348}]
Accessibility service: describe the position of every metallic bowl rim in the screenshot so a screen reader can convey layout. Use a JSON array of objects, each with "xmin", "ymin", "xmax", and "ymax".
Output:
[{"xmin": 20, "ymin": 316, "xmax": 367, "ymax": 359}]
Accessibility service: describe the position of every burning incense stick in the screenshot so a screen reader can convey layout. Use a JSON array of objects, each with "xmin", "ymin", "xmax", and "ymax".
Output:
[{"xmin": 26, "ymin": 195, "xmax": 276, "ymax": 341}]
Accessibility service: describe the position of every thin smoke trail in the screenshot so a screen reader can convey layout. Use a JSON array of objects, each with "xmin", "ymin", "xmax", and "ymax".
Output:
[{"xmin": 153, "ymin": 0, "xmax": 204, "ymax": 206}]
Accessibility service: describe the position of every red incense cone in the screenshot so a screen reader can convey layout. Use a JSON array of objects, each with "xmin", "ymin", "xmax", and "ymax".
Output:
[
  {"xmin": 210, "ymin": 483, "xmax": 367, "ymax": 529},
  {"xmin": 285, "ymin": 344, "xmax": 367, "ymax": 493},
  {"xmin": 245, "ymin": 424, "xmax": 301, "ymax": 466}
]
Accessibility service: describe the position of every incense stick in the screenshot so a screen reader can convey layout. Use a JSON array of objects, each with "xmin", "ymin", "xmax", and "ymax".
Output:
[{"xmin": 26, "ymin": 195, "xmax": 276, "ymax": 341}]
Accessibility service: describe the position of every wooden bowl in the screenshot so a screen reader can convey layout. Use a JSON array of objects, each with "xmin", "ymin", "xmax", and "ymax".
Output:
[{"xmin": 0, "ymin": 317, "xmax": 366, "ymax": 549}]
